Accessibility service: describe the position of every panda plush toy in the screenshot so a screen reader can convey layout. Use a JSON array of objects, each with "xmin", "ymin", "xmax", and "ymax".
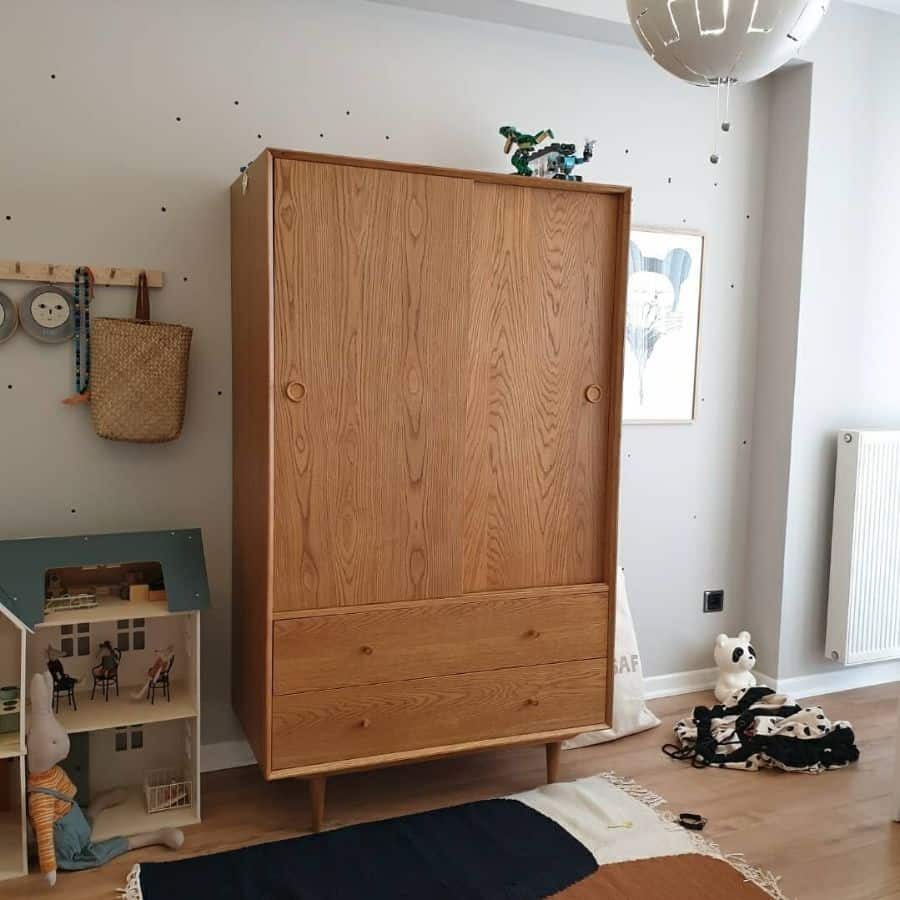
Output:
[{"xmin": 713, "ymin": 632, "xmax": 757, "ymax": 704}]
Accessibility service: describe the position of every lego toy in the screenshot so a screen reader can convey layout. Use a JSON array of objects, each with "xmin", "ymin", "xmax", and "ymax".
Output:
[
  {"xmin": 530, "ymin": 140, "xmax": 597, "ymax": 182},
  {"xmin": 499, "ymin": 125, "xmax": 555, "ymax": 177}
]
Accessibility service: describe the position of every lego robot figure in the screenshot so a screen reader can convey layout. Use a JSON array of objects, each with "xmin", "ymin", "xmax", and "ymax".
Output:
[
  {"xmin": 499, "ymin": 125, "xmax": 555, "ymax": 177},
  {"xmin": 530, "ymin": 140, "xmax": 597, "ymax": 182}
]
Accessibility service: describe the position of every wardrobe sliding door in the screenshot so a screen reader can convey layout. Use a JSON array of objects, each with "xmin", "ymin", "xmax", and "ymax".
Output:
[
  {"xmin": 272, "ymin": 160, "xmax": 470, "ymax": 612},
  {"xmin": 464, "ymin": 182, "xmax": 621, "ymax": 594}
]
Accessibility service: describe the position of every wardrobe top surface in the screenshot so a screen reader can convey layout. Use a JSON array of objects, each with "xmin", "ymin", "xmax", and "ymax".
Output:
[{"xmin": 239, "ymin": 148, "xmax": 631, "ymax": 198}]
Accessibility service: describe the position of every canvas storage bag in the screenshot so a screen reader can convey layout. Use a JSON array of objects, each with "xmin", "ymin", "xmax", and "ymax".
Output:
[
  {"xmin": 90, "ymin": 273, "xmax": 192, "ymax": 443},
  {"xmin": 563, "ymin": 568, "xmax": 660, "ymax": 748}
]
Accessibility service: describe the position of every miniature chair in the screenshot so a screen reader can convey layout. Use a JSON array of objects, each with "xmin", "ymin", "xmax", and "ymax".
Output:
[
  {"xmin": 91, "ymin": 643, "xmax": 121, "ymax": 702},
  {"xmin": 149, "ymin": 655, "xmax": 175, "ymax": 705},
  {"xmin": 46, "ymin": 658, "xmax": 77, "ymax": 713}
]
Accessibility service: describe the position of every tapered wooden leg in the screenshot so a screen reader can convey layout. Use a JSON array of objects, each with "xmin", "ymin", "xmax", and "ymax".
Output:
[
  {"xmin": 309, "ymin": 776, "xmax": 327, "ymax": 833},
  {"xmin": 546, "ymin": 741, "xmax": 562, "ymax": 784}
]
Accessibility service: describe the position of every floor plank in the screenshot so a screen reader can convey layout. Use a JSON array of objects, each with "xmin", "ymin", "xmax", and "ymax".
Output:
[{"xmin": 2, "ymin": 683, "xmax": 897, "ymax": 899}]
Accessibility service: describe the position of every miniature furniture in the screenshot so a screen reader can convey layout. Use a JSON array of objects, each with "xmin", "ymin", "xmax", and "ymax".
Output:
[
  {"xmin": 230, "ymin": 149, "xmax": 629, "ymax": 831},
  {"xmin": 148, "ymin": 656, "xmax": 175, "ymax": 704},
  {"xmin": 0, "ymin": 529, "xmax": 208, "ymax": 882},
  {"xmin": 90, "ymin": 644, "xmax": 121, "ymax": 702},
  {"xmin": 47, "ymin": 660, "xmax": 77, "ymax": 713}
]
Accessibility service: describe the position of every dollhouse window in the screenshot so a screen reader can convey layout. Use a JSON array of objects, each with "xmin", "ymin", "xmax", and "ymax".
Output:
[
  {"xmin": 114, "ymin": 725, "xmax": 144, "ymax": 752},
  {"xmin": 116, "ymin": 618, "xmax": 146, "ymax": 652},
  {"xmin": 76, "ymin": 622, "xmax": 90, "ymax": 656},
  {"xmin": 60, "ymin": 623, "xmax": 91, "ymax": 656}
]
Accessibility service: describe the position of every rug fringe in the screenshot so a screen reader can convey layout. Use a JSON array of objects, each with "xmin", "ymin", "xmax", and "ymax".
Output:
[
  {"xmin": 116, "ymin": 864, "xmax": 143, "ymax": 900},
  {"xmin": 597, "ymin": 772, "xmax": 790, "ymax": 900}
]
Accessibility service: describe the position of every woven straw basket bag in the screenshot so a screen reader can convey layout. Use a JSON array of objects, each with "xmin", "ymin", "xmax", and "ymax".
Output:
[{"xmin": 90, "ymin": 273, "xmax": 192, "ymax": 443}]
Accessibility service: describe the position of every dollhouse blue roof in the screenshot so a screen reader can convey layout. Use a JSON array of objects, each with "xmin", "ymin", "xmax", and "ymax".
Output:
[{"xmin": 0, "ymin": 528, "xmax": 210, "ymax": 631}]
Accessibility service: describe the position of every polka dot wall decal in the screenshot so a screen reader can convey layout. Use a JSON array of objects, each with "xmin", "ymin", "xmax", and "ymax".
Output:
[
  {"xmin": 161, "ymin": 206, "xmax": 167, "ymax": 212},
  {"xmin": 50, "ymin": 73, "xmax": 56, "ymax": 79},
  {"xmin": 176, "ymin": 116, "xmax": 182, "ymax": 122},
  {"xmin": 4, "ymin": 215, "xmax": 10, "ymax": 221},
  {"xmin": 234, "ymin": 100, "xmax": 240, "ymax": 106}
]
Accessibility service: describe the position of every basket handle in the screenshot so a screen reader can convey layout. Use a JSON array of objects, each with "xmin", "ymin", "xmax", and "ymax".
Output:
[{"xmin": 135, "ymin": 271, "xmax": 151, "ymax": 322}]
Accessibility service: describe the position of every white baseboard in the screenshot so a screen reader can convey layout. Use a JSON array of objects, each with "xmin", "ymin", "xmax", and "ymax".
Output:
[
  {"xmin": 763, "ymin": 659, "xmax": 900, "ymax": 700},
  {"xmin": 201, "ymin": 739, "xmax": 257, "ymax": 773},
  {"xmin": 643, "ymin": 659, "xmax": 900, "ymax": 705},
  {"xmin": 643, "ymin": 667, "xmax": 718, "ymax": 699}
]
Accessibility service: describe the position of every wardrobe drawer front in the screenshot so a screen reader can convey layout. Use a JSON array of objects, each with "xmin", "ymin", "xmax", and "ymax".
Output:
[
  {"xmin": 271, "ymin": 658, "xmax": 607, "ymax": 770},
  {"xmin": 273, "ymin": 588, "xmax": 608, "ymax": 694}
]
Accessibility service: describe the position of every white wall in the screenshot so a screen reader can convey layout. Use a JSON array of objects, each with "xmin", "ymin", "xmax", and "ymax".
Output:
[{"xmin": 0, "ymin": 0, "xmax": 770, "ymax": 751}]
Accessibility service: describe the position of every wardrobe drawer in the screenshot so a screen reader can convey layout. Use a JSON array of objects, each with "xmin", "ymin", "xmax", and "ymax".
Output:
[
  {"xmin": 273, "ymin": 588, "xmax": 608, "ymax": 694},
  {"xmin": 271, "ymin": 658, "xmax": 607, "ymax": 770}
]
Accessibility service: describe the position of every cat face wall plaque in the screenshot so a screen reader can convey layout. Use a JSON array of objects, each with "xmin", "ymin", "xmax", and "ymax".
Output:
[
  {"xmin": 0, "ymin": 291, "xmax": 17, "ymax": 344},
  {"xmin": 18, "ymin": 286, "xmax": 75, "ymax": 343}
]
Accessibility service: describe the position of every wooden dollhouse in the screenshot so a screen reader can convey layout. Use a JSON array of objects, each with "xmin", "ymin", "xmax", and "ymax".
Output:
[{"xmin": 0, "ymin": 528, "xmax": 208, "ymax": 881}]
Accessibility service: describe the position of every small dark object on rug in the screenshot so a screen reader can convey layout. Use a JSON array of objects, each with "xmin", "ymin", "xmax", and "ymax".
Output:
[{"xmin": 677, "ymin": 813, "xmax": 707, "ymax": 831}]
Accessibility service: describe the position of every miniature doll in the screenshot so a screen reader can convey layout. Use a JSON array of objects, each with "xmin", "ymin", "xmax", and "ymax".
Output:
[{"xmin": 131, "ymin": 645, "xmax": 175, "ymax": 701}]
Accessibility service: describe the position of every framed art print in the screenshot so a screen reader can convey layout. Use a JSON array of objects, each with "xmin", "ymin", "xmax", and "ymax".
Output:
[{"xmin": 623, "ymin": 227, "xmax": 704, "ymax": 424}]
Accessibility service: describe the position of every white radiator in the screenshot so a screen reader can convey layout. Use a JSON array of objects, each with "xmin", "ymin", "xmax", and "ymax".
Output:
[{"xmin": 826, "ymin": 430, "xmax": 900, "ymax": 665}]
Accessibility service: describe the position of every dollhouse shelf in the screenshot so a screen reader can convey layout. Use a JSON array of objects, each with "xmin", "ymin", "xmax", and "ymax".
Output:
[
  {"xmin": 36, "ymin": 598, "xmax": 176, "ymax": 629},
  {"xmin": 91, "ymin": 785, "xmax": 199, "ymax": 843},
  {"xmin": 0, "ymin": 734, "xmax": 21, "ymax": 760},
  {"xmin": 0, "ymin": 260, "xmax": 164, "ymax": 289},
  {"xmin": 48, "ymin": 682, "xmax": 195, "ymax": 735}
]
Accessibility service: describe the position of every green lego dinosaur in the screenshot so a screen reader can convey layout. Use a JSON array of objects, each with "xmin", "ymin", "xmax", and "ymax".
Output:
[{"xmin": 499, "ymin": 125, "xmax": 555, "ymax": 176}]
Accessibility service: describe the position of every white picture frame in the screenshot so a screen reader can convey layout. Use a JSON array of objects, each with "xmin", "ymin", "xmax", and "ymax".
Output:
[{"xmin": 623, "ymin": 226, "xmax": 704, "ymax": 425}]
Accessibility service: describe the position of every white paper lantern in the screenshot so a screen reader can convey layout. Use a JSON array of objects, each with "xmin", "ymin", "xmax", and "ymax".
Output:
[{"xmin": 627, "ymin": 0, "xmax": 830, "ymax": 87}]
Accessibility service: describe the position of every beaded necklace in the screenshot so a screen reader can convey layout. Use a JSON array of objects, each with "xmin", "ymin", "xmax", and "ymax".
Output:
[{"xmin": 72, "ymin": 266, "xmax": 93, "ymax": 396}]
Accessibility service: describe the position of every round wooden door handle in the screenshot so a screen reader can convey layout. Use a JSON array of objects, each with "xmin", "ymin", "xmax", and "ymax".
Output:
[
  {"xmin": 525, "ymin": 629, "xmax": 540, "ymax": 639},
  {"xmin": 285, "ymin": 381, "xmax": 307, "ymax": 402},
  {"xmin": 361, "ymin": 645, "xmax": 374, "ymax": 655},
  {"xmin": 584, "ymin": 384, "xmax": 603, "ymax": 404},
  {"xmin": 359, "ymin": 718, "xmax": 371, "ymax": 729},
  {"xmin": 525, "ymin": 697, "xmax": 540, "ymax": 707}
]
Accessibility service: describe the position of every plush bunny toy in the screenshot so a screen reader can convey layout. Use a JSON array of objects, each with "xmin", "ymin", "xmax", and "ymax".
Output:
[{"xmin": 26, "ymin": 672, "xmax": 184, "ymax": 886}]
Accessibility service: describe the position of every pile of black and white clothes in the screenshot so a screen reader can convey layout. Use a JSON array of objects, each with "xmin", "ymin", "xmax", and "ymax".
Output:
[{"xmin": 663, "ymin": 686, "xmax": 860, "ymax": 773}]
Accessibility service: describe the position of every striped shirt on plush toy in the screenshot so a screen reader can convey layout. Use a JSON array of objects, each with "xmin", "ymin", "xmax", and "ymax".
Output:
[{"xmin": 27, "ymin": 765, "xmax": 77, "ymax": 874}]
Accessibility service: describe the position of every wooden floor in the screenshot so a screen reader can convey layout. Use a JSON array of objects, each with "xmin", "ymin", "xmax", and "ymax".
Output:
[{"xmin": 3, "ymin": 682, "xmax": 899, "ymax": 899}]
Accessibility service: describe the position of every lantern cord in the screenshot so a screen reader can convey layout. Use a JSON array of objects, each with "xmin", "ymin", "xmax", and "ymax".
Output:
[{"xmin": 710, "ymin": 80, "xmax": 721, "ymax": 165}]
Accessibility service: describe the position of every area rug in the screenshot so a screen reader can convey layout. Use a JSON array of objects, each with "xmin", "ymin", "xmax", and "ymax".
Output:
[{"xmin": 122, "ymin": 773, "xmax": 786, "ymax": 899}]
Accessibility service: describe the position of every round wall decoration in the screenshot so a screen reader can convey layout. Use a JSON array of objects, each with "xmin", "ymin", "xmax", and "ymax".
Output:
[
  {"xmin": 0, "ymin": 292, "xmax": 17, "ymax": 344},
  {"xmin": 18, "ymin": 285, "xmax": 75, "ymax": 343}
]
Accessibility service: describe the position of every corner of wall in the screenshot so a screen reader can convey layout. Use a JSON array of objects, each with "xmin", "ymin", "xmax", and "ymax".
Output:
[{"xmin": 744, "ymin": 63, "xmax": 813, "ymax": 678}]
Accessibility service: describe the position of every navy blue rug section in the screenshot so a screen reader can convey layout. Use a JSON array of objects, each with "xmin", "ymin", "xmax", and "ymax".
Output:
[{"xmin": 137, "ymin": 798, "xmax": 598, "ymax": 900}]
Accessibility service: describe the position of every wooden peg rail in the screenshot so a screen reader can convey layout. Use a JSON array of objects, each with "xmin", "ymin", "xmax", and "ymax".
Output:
[{"xmin": 0, "ymin": 260, "xmax": 164, "ymax": 289}]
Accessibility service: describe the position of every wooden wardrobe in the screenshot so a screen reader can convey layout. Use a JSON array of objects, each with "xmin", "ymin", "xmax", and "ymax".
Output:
[{"xmin": 230, "ymin": 149, "xmax": 630, "ymax": 829}]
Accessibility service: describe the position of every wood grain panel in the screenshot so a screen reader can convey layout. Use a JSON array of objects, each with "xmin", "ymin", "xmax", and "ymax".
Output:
[
  {"xmin": 273, "ymin": 588, "xmax": 608, "ymax": 693},
  {"xmin": 272, "ymin": 160, "xmax": 470, "ymax": 611},
  {"xmin": 464, "ymin": 183, "xmax": 620, "ymax": 593},
  {"xmin": 229, "ymin": 153, "xmax": 274, "ymax": 775},
  {"xmin": 271, "ymin": 659, "xmax": 607, "ymax": 770}
]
